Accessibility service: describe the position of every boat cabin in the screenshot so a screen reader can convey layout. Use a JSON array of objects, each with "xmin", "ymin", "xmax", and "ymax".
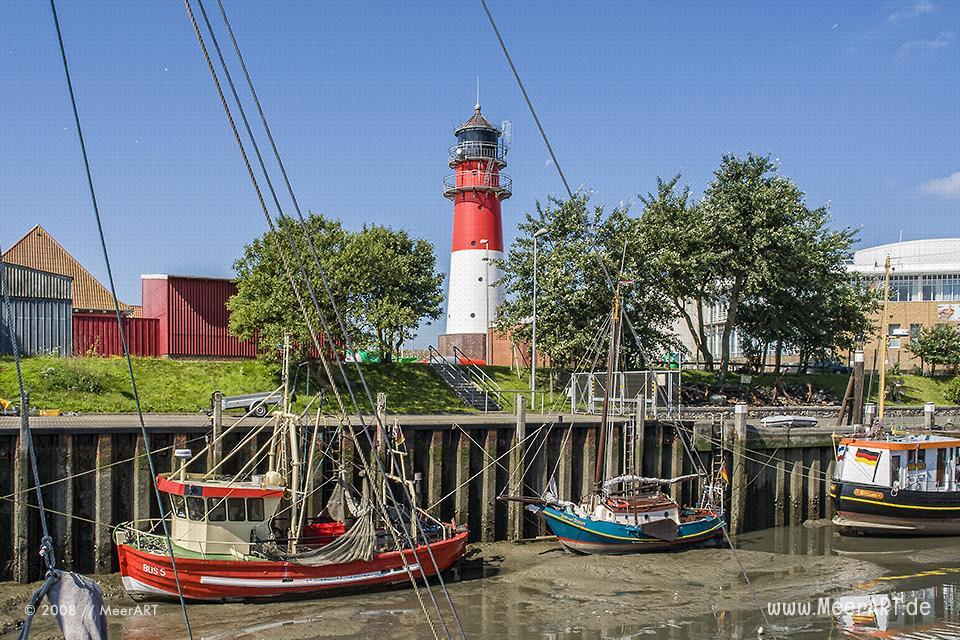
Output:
[
  {"xmin": 157, "ymin": 475, "xmax": 285, "ymax": 556},
  {"xmin": 835, "ymin": 436, "xmax": 960, "ymax": 492}
]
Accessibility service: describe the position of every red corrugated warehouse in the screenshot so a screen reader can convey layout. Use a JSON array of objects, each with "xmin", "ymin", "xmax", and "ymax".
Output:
[
  {"xmin": 142, "ymin": 274, "xmax": 257, "ymax": 358},
  {"xmin": 73, "ymin": 312, "xmax": 159, "ymax": 357}
]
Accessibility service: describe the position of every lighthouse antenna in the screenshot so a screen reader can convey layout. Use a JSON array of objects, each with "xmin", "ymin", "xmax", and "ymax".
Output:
[{"xmin": 476, "ymin": 76, "xmax": 481, "ymax": 112}]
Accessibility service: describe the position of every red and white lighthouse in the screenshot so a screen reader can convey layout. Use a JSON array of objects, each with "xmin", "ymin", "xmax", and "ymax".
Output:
[{"xmin": 438, "ymin": 103, "xmax": 511, "ymax": 362}]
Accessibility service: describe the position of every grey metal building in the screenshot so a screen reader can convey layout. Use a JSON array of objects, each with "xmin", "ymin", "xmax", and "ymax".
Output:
[{"xmin": 0, "ymin": 263, "xmax": 73, "ymax": 356}]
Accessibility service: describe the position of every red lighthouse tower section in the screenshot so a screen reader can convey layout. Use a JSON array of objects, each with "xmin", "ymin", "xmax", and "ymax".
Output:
[{"xmin": 438, "ymin": 103, "xmax": 512, "ymax": 363}]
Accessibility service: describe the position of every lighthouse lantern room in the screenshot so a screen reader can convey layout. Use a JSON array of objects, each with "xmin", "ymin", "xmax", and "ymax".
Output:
[{"xmin": 438, "ymin": 103, "xmax": 511, "ymax": 363}]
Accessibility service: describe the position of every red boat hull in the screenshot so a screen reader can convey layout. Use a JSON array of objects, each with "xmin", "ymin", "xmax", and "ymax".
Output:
[{"xmin": 117, "ymin": 531, "xmax": 469, "ymax": 601}]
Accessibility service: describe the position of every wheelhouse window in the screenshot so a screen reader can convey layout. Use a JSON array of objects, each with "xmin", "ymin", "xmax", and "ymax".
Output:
[
  {"xmin": 891, "ymin": 454, "xmax": 901, "ymax": 486},
  {"xmin": 187, "ymin": 496, "xmax": 206, "ymax": 521},
  {"xmin": 207, "ymin": 497, "xmax": 226, "ymax": 522},
  {"xmin": 247, "ymin": 498, "xmax": 264, "ymax": 521},
  {"xmin": 938, "ymin": 448, "xmax": 948, "ymax": 487},
  {"xmin": 227, "ymin": 498, "xmax": 246, "ymax": 521},
  {"xmin": 170, "ymin": 494, "xmax": 186, "ymax": 518}
]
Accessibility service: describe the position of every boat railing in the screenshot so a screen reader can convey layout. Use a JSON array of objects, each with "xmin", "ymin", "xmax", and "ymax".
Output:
[{"xmin": 114, "ymin": 519, "xmax": 252, "ymax": 556}]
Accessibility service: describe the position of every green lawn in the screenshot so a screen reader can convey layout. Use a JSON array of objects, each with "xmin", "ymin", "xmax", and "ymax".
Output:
[
  {"xmin": 0, "ymin": 357, "xmax": 471, "ymax": 414},
  {"xmin": 479, "ymin": 366, "xmax": 571, "ymax": 413}
]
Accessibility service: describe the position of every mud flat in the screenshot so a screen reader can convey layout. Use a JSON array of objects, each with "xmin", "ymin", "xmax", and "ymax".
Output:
[{"xmin": 0, "ymin": 539, "xmax": 883, "ymax": 639}]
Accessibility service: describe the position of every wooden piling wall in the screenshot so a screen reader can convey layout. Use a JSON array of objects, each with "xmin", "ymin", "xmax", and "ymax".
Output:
[{"xmin": 0, "ymin": 413, "xmax": 844, "ymax": 584}]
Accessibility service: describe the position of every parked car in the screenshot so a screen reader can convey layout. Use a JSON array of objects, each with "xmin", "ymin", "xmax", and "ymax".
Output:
[{"xmin": 809, "ymin": 360, "xmax": 852, "ymax": 374}]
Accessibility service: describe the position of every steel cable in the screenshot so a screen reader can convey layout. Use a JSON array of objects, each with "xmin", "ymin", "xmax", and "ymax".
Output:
[{"xmin": 46, "ymin": 2, "xmax": 194, "ymax": 636}]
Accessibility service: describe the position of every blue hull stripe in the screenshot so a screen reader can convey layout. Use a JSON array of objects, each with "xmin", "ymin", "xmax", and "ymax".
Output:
[{"xmin": 541, "ymin": 507, "xmax": 724, "ymax": 547}]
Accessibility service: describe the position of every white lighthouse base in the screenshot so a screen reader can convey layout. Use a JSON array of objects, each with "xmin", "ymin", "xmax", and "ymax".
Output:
[{"xmin": 445, "ymin": 248, "xmax": 504, "ymax": 336}]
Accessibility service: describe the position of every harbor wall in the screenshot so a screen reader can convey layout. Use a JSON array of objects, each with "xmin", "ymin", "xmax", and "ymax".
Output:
[{"xmin": 0, "ymin": 406, "xmax": 901, "ymax": 584}]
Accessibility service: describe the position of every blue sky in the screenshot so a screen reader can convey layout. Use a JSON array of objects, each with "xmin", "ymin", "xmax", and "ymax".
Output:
[{"xmin": 2, "ymin": 1, "xmax": 959, "ymax": 346}]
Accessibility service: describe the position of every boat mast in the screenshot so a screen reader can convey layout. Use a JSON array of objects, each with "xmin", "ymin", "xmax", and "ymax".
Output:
[
  {"xmin": 594, "ymin": 282, "xmax": 621, "ymax": 489},
  {"xmin": 876, "ymin": 255, "xmax": 892, "ymax": 430}
]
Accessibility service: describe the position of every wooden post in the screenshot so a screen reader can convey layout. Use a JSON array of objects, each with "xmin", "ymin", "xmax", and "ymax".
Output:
[
  {"xmin": 454, "ymin": 428, "xmax": 471, "ymax": 528},
  {"xmin": 790, "ymin": 461, "xmax": 803, "ymax": 526},
  {"xmin": 651, "ymin": 422, "xmax": 663, "ymax": 478},
  {"xmin": 852, "ymin": 350, "xmax": 865, "ymax": 426},
  {"xmin": 807, "ymin": 459, "xmax": 821, "ymax": 521},
  {"xmin": 57, "ymin": 433, "xmax": 75, "ymax": 570},
  {"xmin": 836, "ymin": 376, "xmax": 854, "ymax": 427},
  {"xmin": 427, "ymin": 430, "xmax": 444, "ymax": 513},
  {"xmin": 826, "ymin": 460, "xmax": 836, "ymax": 518},
  {"xmin": 557, "ymin": 425, "xmax": 573, "ymax": 502},
  {"xmin": 605, "ymin": 420, "xmax": 619, "ymax": 480},
  {"xmin": 133, "ymin": 435, "xmax": 153, "ymax": 522},
  {"xmin": 635, "ymin": 413, "xmax": 646, "ymax": 476},
  {"xmin": 480, "ymin": 429, "xmax": 498, "ymax": 542},
  {"xmin": 210, "ymin": 391, "xmax": 223, "ymax": 469},
  {"xmin": 509, "ymin": 396, "xmax": 526, "ymax": 541},
  {"xmin": 170, "ymin": 433, "xmax": 188, "ymax": 474},
  {"xmin": 13, "ymin": 427, "xmax": 30, "ymax": 583},
  {"xmin": 774, "ymin": 459, "xmax": 786, "ymax": 551},
  {"xmin": 729, "ymin": 404, "xmax": 748, "ymax": 535},
  {"xmin": 581, "ymin": 426, "xmax": 597, "ymax": 502},
  {"xmin": 670, "ymin": 428, "xmax": 684, "ymax": 502},
  {"xmin": 94, "ymin": 434, "xmax": 113, "ymax": 574}
]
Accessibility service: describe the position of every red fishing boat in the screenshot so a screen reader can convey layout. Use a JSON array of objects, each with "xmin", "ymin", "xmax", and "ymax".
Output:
[{"xmin": 115, "ymin": 340, "xmax": 468, "ymax": 601}]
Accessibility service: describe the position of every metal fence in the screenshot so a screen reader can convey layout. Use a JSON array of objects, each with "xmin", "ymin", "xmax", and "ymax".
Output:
[{"xmin": 569, "ymin": 370, "xmax": 682, "ymax": 419}]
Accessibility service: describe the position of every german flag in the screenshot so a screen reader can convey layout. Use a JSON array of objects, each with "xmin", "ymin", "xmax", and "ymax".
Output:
[
  {"xmin": 720, "ymin": 462, "xmax": 729, "ymax": 484},
  {"xmin": 855, "ymin": 448, "xmax": 880, "ymax": 465}
]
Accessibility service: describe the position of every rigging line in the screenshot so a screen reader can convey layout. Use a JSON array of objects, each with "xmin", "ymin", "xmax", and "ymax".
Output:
[
  {"xmin": 46, "ymin": 2, "xmax": 194, "ymax": 636},
  {"xmin": 181, "ymin": 6, "xmax": 451, "ymax": 636},
  {"xmin": 670, "ymin": 422, "xmax": 778, "ymax": 638},
  {"xmin": 478, "ymin": 0, "xmax": 571, "ymax": 197},
  {"xmin": 430, "ymin": 421, "xmax": 556, "ymax": 511},
  {"xmin": 0, "ymin": 434, "xmax": 210, "ymax": 504},
  {"xmin": 209, "ymin": 5, "xmax": 465, "ymax": 635},
  {"xmin": 477, "ymin": 5, "xmax": 764, "ymax": 585},
  {"xmin": 1, "ymin": 244, "xmax": 56, "ymax": 575}
]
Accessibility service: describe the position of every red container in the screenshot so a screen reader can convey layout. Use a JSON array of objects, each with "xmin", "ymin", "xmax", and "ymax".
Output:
[
  {"xmin": 73, "ymin": 312, "xmax": 159, "ymax": 357},
  {"xmin": 142, "ymin": 275, "xmax": 257, "ymax": 358}
]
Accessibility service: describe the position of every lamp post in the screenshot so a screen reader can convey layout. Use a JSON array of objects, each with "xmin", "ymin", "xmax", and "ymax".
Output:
[
  {"xmin": 480, "ymin": 238, "xmax": 490, "ymax": 365},
  {"xmin": 531, "ymin": 228, "xmax": 548, "ymax": 409}
]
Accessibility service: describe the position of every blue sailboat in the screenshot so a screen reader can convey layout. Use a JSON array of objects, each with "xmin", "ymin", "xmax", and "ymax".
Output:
[
  {"xmin": 513, "ymin": 281, "xmax": 724, "ymax": 554},
  {"xmin": 529, "ymin": 475, "xmax": 724, "ymax": 554}
]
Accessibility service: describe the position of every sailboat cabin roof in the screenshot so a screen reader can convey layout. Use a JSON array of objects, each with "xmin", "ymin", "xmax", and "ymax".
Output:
[{"xmin": 840, "ymin": 435, "xmax": 960, "ymax": 451}]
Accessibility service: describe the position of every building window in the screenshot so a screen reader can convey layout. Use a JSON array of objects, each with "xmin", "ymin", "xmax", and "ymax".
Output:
[
  {"xmin": 888, "ymin": 323, "xmax": 900, "ymax": 336},
  {"xmin": 922, "ymin": 274, "xmax": 960, "ymax": 302},
  {"xmin": 910, "ymin": 323, "xmax": 924, "ymax": 339},
  {"xmin": 889, "ymin": 275, "xmax": 918, "ymax": 301}
]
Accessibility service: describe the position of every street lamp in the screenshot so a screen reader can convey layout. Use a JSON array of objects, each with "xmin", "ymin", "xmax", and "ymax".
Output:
[
  {"xmin": 480, "ymin": 238, "xmax": 490, "ymax": 365},
  {"xmin": 531, "ymin": 228, "xmax": 548, "ymax": 410}
]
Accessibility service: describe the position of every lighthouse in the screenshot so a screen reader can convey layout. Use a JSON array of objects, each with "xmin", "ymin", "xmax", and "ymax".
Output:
[{"xmin": 438, "ymin": 103, "xmax": 512, "ymax": 363}]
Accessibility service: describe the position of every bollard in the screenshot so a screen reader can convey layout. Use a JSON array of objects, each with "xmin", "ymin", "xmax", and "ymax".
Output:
[
  {"xmin": 924, "ymin": 403, "xmax": 936, "ymax": 430},
  {"xmin": 864, "ymin": 403, "xmax": 877, "ymax": 430}
]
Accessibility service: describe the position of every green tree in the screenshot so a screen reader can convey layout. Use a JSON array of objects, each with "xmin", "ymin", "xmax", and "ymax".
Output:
[
  {"xmin": 736, "ymin": 206, "xmax": 874, "ymax": 373},
  {"xmin": 640, "ymin": 154, "xmax": 846, "ymax": 379},
  {"xmin": 495, "ymin": 194, "xmax": 676, "ymax": 373},
  {"xmin": 340, "ymin": 224, "xmax": 444, "ymax": 362},
  {"xmin": 229, "ymin": 214, "xmax": 351, "ymax": 358},
  {"xmin": 909, "ymin": 324, "xmax": 960, "ymax": 374},
  {"xmin": 228, "ymin": 214, "xmax": 443, "ymax": 363}
]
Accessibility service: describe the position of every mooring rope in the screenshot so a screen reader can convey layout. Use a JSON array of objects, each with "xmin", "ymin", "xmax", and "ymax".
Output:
[
  {"xmin": 180, "ymin": 3, "xmax": 457, "ymax": 636},
  {"xmin": 204, "ymin": 1, "xmax": 468, "ymax": 628},
  {"xmin": 478, "ymin": 3, "xmax": 780, "ymax": 635},
  {"xmin": 46, "ymin": 1, "xmax": 193, "ymax": 636}
]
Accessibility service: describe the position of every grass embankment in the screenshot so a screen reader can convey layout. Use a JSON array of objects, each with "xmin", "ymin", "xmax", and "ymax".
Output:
[
  {"xmin": 0, "ymin": 357, "xmax": 469, "ymax": 414},
  {"xmin": 480, "ymin": 366, "xmax": 570, "ymax": 413}
]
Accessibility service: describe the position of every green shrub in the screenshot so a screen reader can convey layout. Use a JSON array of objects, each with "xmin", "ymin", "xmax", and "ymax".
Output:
[
  {"xmin": 945, "ymin": 378, "xmax": 960, "ymax": 405},
  {"xmin": 39, "ymin": 363, "xmax": 112, "ymax": 394}
]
